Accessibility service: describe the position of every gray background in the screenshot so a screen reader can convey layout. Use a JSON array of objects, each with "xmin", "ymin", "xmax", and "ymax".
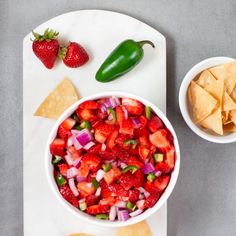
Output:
[{"xmin": 0, "ymin": 0, "xmax": 235, "ymax": 235}]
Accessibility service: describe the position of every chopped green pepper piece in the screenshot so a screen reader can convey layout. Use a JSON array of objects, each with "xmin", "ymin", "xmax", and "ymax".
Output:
[
  {"xmin": 79, "ymin": 201, "xmax": 87, "ymax": 211},
  {"xmin": 52, "ymin": 155, "xmax": 62, "ymax": 164},
  {"xmin": 106, "ymin": 108, "xmax": 117, "ymax": 124},
  {"xmin": 80, "ymin": 120, "xmax": 92, "ymax": 130},
  {"xmin": 72, "ymin": 113, "xmax": 80, "ymax": 123},
  {"xmin": 74, "ymin": 124, "xmax": 83, "ymax": 131},
  {"xmin": 147, "ymin": 173, "xmax": 156, "ymax": 182},
  {"xmin": 124, "ymin": 139, "xmax": 138, "ymax": 145},
  {"xmin": 92, "ymin": 178, "xmax": 99, "ymax": 189},
  {"xmin": 56, "ymin": 173, "xmax": 67, "ymax": 186},
  {"xmin": 102, "ymin": 163, "xmax": 112, "ymax": 172},
  {"xmin": 126, "ymin": 201, "xmax": 137, "ymax": 211},
  {"xmin": 154, "ymin": 153, "xmax": 164, "ymax": 163},
  {"xmin": 96, "ymin": 214, "xmax": 109, "ymax": 220},
  {"xmin": 145, "ymin": 106, "xmax": 151, "ymax": 120},
  {"xmin": 122, "ymin": 165, "xmax": 138, "ymax": 174}
]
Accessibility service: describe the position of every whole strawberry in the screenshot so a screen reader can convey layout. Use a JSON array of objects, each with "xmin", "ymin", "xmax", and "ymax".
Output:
[
  {"xmin": 32, "ymin": 28, "xmax": 59, "ymax": 69},
  {"xmin": 59, "ymin": 42, "xmax": 89, "ymax": 68}
]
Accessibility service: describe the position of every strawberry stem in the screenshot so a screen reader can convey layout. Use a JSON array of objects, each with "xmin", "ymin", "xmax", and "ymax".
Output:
[{"xmin": 31, "ymin": 28, "xmax": 59, "ymax": 42}]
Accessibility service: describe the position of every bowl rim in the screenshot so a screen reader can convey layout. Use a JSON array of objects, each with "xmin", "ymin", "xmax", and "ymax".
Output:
[
  {"xmin": 45, "ymin": 91, "xmax": 180, "ymax": 227},
  {"xmin": 179, "ymin": 56, "xmax": 236, "ymax": 144}
]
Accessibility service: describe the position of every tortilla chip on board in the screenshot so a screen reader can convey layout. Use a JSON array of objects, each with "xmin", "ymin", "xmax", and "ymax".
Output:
[
  {"xmin": 116, "ymin": 220, "xmax": 152, "ymax": 236},
  {"xmin": 34, "ymin": 78, "xmax": 80, "ymax": 119},
  {"xmin": 195, "ymin": 70, "xmax": 216, "ymax": 88},
  {"xmin": 224, "ymin": 122, "xmax": 236, "ymax": 132},
  {"xmin": 188, "ymin": 81, "xmax": 217, "ymax": 124},
  {"xmin": 209, "ymin": 61, "xmax": 236, "ymax": 94}
]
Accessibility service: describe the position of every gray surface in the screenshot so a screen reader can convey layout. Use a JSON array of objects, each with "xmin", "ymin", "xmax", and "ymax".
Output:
[{"xmin": 0, "ymin": 0, "xmax": 236, "ymax": 235}]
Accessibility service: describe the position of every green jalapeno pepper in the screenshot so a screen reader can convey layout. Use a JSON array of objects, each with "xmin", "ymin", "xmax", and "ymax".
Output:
[{"xmin": 95, "ymin": 39, "xmax": 155, "ymax": 83}]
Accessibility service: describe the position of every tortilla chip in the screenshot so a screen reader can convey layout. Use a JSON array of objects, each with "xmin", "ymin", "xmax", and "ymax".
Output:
[
  {"xmin": 209, "ymin": 61, "xmax": 236, "ymax": 94},
  {"xmin": 229, "ymin": 110, "xmax": 236, "ymax": 125},
  {"xmin": 188, "ymin": 81, "xmax": 218, "ymax": 123},
  {"xmin": 224, "ymin": 122, "xmax": 236, "ymax": 132},
  {"xmin": 69, "ymin": 234, "xmax": 91, "ymax": 236},
  {"xmin": 116, "ymin": 220, "xmax": 152, "ymax": 236},
  {"xmin": 223, "ymin": 92, "xmax": 236, "ymax": 111},
  {"xmin": 34, "ymin": 78, "xmax": 80, "ymax": 119},
  {"xmin": 195, "ymin": 70, "xmax": 216, "ymax": 88},
  {"xmin": 222, "ymin": 111, "xmax": 229, "ymax": 124},
  {"xmin": 204, "ymin": 78, "xmax": 224, "ymax": 102},
  {"xmin": 201, "ymin": 107, "xmax": 223, "ymax": 135},
  {"xmin": 231, "ymin": 86, "xmax": 236, "ymax": 102}
]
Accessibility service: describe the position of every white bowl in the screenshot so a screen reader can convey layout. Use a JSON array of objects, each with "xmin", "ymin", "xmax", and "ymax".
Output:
[
  {"xmin": 179, "ymin": 57, "xmax": 236, "ymax": 143},
  {"xmin": 45, "ymin": 91, "xmax": 180, "ymax": 227}
]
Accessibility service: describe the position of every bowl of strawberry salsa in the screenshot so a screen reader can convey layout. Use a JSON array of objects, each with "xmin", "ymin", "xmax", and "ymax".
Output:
[{"xmin": 45, "ymin": 92, "xmax": 180, "ymax": 227}]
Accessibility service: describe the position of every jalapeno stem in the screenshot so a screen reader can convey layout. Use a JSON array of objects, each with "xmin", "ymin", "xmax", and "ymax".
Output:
[{"xmin": 137, "ymin": 40, "xmax": 155, "ymax": 48}]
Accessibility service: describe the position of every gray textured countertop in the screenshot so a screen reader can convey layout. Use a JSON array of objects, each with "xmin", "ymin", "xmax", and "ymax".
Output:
[{"xmin": 0, "ymin": 0, "xmax": 236, "ymax": 235}]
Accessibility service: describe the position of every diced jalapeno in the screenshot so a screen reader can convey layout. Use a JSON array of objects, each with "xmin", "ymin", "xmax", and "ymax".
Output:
[
  {"xmin": 92, "ymin": 178, "xmax": 99, "ymax": 189},
  {"xmin": 147, "ymin": 173, "xmax": 156, "ymax": 182},
  {"xmin": 80, "ymin": 120, "xmax": 92, "ymax": 130},
  {"xmin": 145, "ymin": 106, "xmax": 151, "ymax": 120},
  {"xmin": 154, "ymin": 153, "xmax": 164, "ymax": 163},
  {"xmin": 124, "ymin": 139, "xmax": 138, "ymax": 145},
  {"xmin": 56, "ymin": 173, "xmax": 67, "ymax": 186},
  {"xmin": 102, "ymin": 163, "xmax": 112, "ymax": 172},
  {"xmin": 96, "ymin": 214, "xmax": 109, "ymax": 220},
  {"xmin": 122, "ymin": 165, "xmax": 138, "ymax": 174},
  {"xmin": 126, "ymin": 201, "xmax": 137, "ymax": 211},
  {"xmin": 52, "ymin": 155, "xmax": 62, "ymax": 164}
]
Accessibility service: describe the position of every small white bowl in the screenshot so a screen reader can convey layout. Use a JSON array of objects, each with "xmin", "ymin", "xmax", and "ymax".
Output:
[
  {"xmin": 179, "ymin": 57, "xmax": 236, "ymax": 143},
  {"xmin": 45, "ymin": 91, "xmax": 180, "ymax": 227}
]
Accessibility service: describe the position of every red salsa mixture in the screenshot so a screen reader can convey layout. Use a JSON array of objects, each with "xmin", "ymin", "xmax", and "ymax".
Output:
[{"xmin": 50, "ymin": 96, "xmax": 176, "ymax": 221}]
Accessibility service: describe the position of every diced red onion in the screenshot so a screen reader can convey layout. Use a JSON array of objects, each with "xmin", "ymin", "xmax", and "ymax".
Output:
[
  {"xmin": 67, "ymin": 136, "xmax": 74, "ymax": 147},
  {"xmin": 139, "ymin": 193, "xmax": 145, "ymax": 199},
  {"xmin": 100, "ymin": 104, "xmax": 107, "ymax": 113},
  {"xmin": 109, "ymin": 206, "xmax": 117, "ymax": 221},
  {"xmin": 141, "ymin": 163, "xmax": 155, "ymax": 174},
  {"xmin": 131, "ymin": 117, "xmax": 142, "ymax": 129},
  {"xmin": 118, "ymin": 210, "xmax": 130, "ymax": 221},
  {"xmin": 129, "ymin": 209, "xmax": 143, "ymax": 217},
  {"xmin": 120, "ymin": 162, "xmax": 127, "ymax": 169},
  {"xmin": 76, "ymin": 129, "xmax": 93, "ymax": 146},
  {"xmin": 67, "ymin": 167, "xmax": 78, "ymax": 178},
  {"xmin": 79, "ymin": 198, "xmax": 85, "ymax": 203},
  {"xmin": 95, "ymin": 187, "xmax": 101, "ymax": 196},
  {"xmin": 144, "ymin": 191, "xmax": 150, "ymax": 198},
  {"xmin": 96, "ymin": 169, "xmax": 105, "ymax": 182},
  {"xmin": 73, "ymin": 158, "xmax": 81, "ymax": 168},
  {"xmin": 138, "ymin": 187, "xmax": 150, "ymax": 198},
  {"xmin": 113, "ymin": 96, "xmax": 120, "ymax": 106},
  {"xmin": 101, "ymin": 144, "xmax": 106, "ymax": 151},
  {"xmin": 83, "ymin": 141, "xmax": 95, "ymax": 150},
  {"xmin": 65, "ymin": 154, "xmax": 74, "ymax": 166},
  {"xmin": 108, "ymin": 113, "xmax": 113, "ymax": 120},
  {"xmin": 115, "ymin": 201, "xmax": 127, "ymax": 208},
  {"xmin": 71, "ymin": 129, "xmax": 81, "ymax": 135},
  {"xmin": 112, "ymin": 161, "xmax": 118, "ymax": 168},
  {"xmin": 104, "ymin": 97, "xmax": 119, "ymax": 108},
  {"xmin": 76, "ymin": 176, "xmax": 87, "ymax": 183},
  {"xmin": 121, "ymin": 106, "xmax": 128, "ymax": 119},
  {"xmin": 74, "ymin": 139, "xmax": 83, "ymax": 150},
  {"xmin": 154, "ymin": 170, "xmax": 162, "ymax": 177},
  {"xmin": 68, "ymin": 178, "xmax": 79, "ymax": 197},
  {"xmin": 137, "ymin": 187, "xmax": 146, "ymax": 193}
]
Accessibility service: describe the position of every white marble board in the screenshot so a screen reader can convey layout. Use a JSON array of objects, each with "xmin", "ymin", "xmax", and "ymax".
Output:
[{"xmin": 23, "ymin": 10, "xmax": 166, "ymax": 236}]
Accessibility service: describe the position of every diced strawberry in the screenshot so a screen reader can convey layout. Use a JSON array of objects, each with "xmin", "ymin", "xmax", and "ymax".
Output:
[
  {"xmin": 139, "ymin": 146, "xmax": 150, "ymax": 161},
  {"xmin": 58, "ymin": 126, "xmax": 71, "ymax": 139},
  {"xmin": 58, "ymin": 163, "xmax": 69, "ymax": 176},
  {"xmin": 116, "ymin": 133, "xmax": 133, "ymax": 149},
  {"xmin": 67, "ymin": 146, "xmax": 83, "ymax": 160},
  {"xmin": 87, "ymin": 143, "xmax": 102, "ymax": 154},
  {"xmin": 155, "ymin": 162, "xmax": 172, "ymax": 173},
  {"xmin": 81, "ymin": 153, "xmax": 101, "ymax": 172},
  {"xmin": 50, "ymin": 138, "xmax": 65, "ymax": 156},
  {"xmin": 61, "ymin": 118, "xmax": 76, "ymax": 130},
  {"xmin": 119, "ymin": 119, "xmax": 134, "ymax": 135},
  {"xmin": 147, "ymin": 116, "xmax": 163, "ymax": 133},
  {"xmin": 128, "ymin": 145, "xmax": 139, "ymax": 155},
  {"xmin": 99, "ymin": 197, "xmax": 117, "ymax": 206},
  {"xmin": 149, "ymin": 129, "xmax": 171, "ymax": 151},
  {"xmin": 86, "ymin": 205, "xmax": 110, "ymax": 215},
  {"xmin": 116, "ymin": 106, "xmax": 126, "ymax": 125},
  {"xmin": 95, "ymin": 124, "xmax": 114, "ymax": 143},
  {"xmin": 139, "ymin": 135, "xmax": 150, "ymax": 147},
  {"xmin": 77, "ymin": 182, "xmax": 96, "ymax": 196},
  {"xmin": 119, "ymin": 171, "xmax": 134, "ymax": 190},
  {"xmin": 87, "ymin": 172, "xmax": 97, "ymax": 182},
  {"xmin": 106, "ymin": 128, "xmax": 119, "ymax": 149},
  {"xmin": 144, "ymin": 181, "xmax": 160, "ymax": 195},
  {"xmin": 126, "ymin": 156, "xmax": 144, "ymax": 168},
  {"xmin": 139, "ymin": 115, "xmax": 147, "ymax": 129},
  {"xmin": 101, "ymin": 183, "xmax": 128, "ymax": 199},
  {"xmin": 85, "ymin": 194, "xmax": 100, "ymax": 207},
  {"xmin": 133, "ymin": 170, "xmax": 145, "ymax": 188},
  {"xmin": 96, "ymin": 109, "xmax": 108, "ymax": 120},
  {"xmin": 144, "ymin": 194, "xmax": 160, "ymax": 208},
  {"xmin": 134, "ymin": 128, "xmax": 149, "ymax": 138},
  {"xmin": 76, "ymin": 108, "xmax": 96, "ymax": 122},
  {"xmin": 112, "ymin": 146, "xmax": 129, "ymax": 162},
  {"xmin": 79, "ymin": 100, "xmax": 100, "ymax": 110},
  {"xmin": 99, "ymin": 150, "xmax": 116, "ymax": 161},
  {"xmin": 104, "ymin": 167, "xmax": 122, "ymax": 184},
  {"xmin": 136, "ymin": 199, "xmax": 145, "ymax": 210},
  {"xmin": 122, "ymin": 98, "xmax": 143, "ymax": 115},
  {"xmin": 128, "ymin": 189, "xmax": 140, "ymax": 202},
  {"xmin": 59, "ymin": 185, "xmax": 78, "ymax": 208},
  {"xmin": 154, "ymin": 175, "xmax": 171, "ymax": 192},
  {"xmin": 77, "ymin": 162, "xmax": 90, "ymax": 177},
  {"xmin": 165, "ymin": 146, "xmax": 175, "ymax": 169}
]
